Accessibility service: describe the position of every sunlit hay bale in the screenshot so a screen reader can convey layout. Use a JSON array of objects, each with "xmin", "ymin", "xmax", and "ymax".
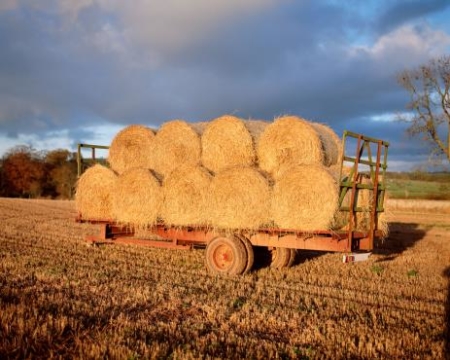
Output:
[
  {"xmin": 257, "ymin": 116, "xmax": 324, "ymax": 177},
  {"xmin": 161, "ymin": 165, "xmax": 212, "ymax": 226},
  {"xmin": 107, "ymin": 125, "xmax": 155, "ymax": 175},
  {"xmin": 378, "ymin": 211, "xmax": 389, "ymax": 239},
  {"xmin": 201, "ymin": 115, "xmax": 256, "ymax": 173},
  {"xmin": 272, "ymin": 165, "xmax": 338, "ymax": 231},
  {"xmin": 243, "ymin": 119, "xmax": 270, "ymax": 143},
  {"xmin": 189, "ymin": 121, "xmax": 209, "ymax": 135},
  {"xmin": 329, "ymin": 165, "xmax": 353, "ymax": 230},
  {"xmin": 331, "ymin": 172, "xmax": 389, "ymax": 238},
  {"xmin": 310, "ymin": 122, "xmax": 342, "ymax": 167},
  {"xmin": 352, "ymin": 175, "xmax": 389, "ymax": 235},
  {"xmin": 354, "ymin": 175, "xmax": 374, "ymax": 231},
  {"xmin": 208, "ymin": 166, "xmax": 271, "ymax": 229},
  {"xmin": 153, "ymin": 120, "xmax": 202, "ymax": 176},
  {"xmin": 112, "ymin": 168, "xmax": 162, "ymax": 229},
  {"xmin": 75, "ymin": 164, "xmax": 117, "ymax": 220}
]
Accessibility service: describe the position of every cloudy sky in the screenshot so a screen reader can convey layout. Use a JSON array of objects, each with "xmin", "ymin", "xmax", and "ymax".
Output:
[{"xmin": 0, "ymin": 0, "xmax": 449, "ymax": 171}]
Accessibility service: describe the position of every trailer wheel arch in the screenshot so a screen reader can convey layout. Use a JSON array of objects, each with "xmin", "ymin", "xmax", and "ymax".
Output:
[{"xmin": 205, "ymin": 236, "xmax": 247, "ymax": 275}]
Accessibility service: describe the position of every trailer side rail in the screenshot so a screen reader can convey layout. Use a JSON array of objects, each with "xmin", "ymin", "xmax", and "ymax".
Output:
[{"xmin": 338, "ymin": 131, "xmax": 389, "ymax": 250}]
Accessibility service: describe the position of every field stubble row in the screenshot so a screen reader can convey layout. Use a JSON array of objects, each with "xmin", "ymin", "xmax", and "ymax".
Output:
[{"xmin": 0, "ymin": 198, "xmax": 449, "ymax": 359}]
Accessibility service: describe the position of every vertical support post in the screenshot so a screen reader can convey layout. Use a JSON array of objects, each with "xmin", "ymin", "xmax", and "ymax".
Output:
[
  {"xmin": 77, "ymin": 144, "xmax": 82, "ymax": 177},
  {"xmin": 347, "ymin": 135, "xmax": 362, "ymax": 250},
  {"xmin": 368, "ymin": 141, "xmax": 382, "ymax": 249}
]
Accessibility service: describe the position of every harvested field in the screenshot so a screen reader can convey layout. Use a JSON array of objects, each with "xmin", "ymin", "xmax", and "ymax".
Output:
[{"xmin": 0, "ymin": 197, "xmax": 449, "ymax": 359}]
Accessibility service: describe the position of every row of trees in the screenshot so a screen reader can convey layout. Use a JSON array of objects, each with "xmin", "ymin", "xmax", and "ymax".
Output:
[{"xmin": 0, "ymin": 146, "xmax": 79, "ymax": 199}]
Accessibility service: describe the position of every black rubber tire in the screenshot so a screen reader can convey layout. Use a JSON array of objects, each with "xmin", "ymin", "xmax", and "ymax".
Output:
[
  {"xmin": 270, "ymin": 247, "xmax": 296, "ymax": 269},
  {"xmin": 205, "ymin": 236, "xmax": 247, "ymax": 275},
  {"xmin": 238, "ymin": 236, "xmax": 255, "ymax": 274}
]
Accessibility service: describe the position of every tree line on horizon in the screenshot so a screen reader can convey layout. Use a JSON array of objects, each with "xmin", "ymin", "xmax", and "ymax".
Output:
[
  {"xmin": 0, "ymin": 142, "xmax": 449, "ymax": 201},
  {"xmin": 0, "ymin": 145, "xmax": 79, "ymax": 199}
]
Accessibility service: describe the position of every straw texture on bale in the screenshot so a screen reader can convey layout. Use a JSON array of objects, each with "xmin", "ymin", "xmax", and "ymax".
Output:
[
  {"xmin": 208, "ymin": 166, "xmax": 271, "ymax": 229},
  {"xmin": 272, "ymin": 165, "xmax": 338, "ymax": 231},
  {"xmin": 161, "ymin": 165, "xmax": 212, "ymax": 226},
  {"xmin": 330, "ymin": 172, "xmax": 389, "ymax": 237},
  {"xmin": 201, "ymin": 115, "xmax": 255, "ymax": 173},
  {"xmin": 243, "ymin": 120, "xmax": 269, "ymax": 144},
  {"xmin": 153, "ymin": 120, "xmax": 201, "ymax": 176},
  {"xmin": 113, "ymin": 168, "xmax": 162, "ymax": 228},
  {"xmin": 310, "ymin": 122, "xmax": 342, "ymax": 167},
  {"xmin": 257, "ymin": 116, "xmax": 324, "ymax": 177},
  {"xmin": 75, "ymin": 164, "xmax": 117, "ymax": 220},
  {"xmin": 189, "ymin": 121, "xmax": 209, "ymax": 135},
  {"xmin": 107, "ymin": 125, "xmax": 155, "ymax": 174}
]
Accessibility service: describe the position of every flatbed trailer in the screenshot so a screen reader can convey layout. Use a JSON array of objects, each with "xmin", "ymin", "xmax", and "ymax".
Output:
[{"xmin": 76, "ymin": 131, "xmax": 389, "ymax": 275}]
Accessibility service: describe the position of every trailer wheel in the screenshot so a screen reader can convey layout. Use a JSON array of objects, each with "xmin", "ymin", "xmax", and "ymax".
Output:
[
  {"xmin": 206, "ymin": 236, "xmax": 247, "ymax": 275},
  {"xmin": 238, "ymin": 236, "xmax": 254, "ymax": 274},
  {"xmin": 270, "ymin": 247, "xmax": 297, "ymax": 269}
]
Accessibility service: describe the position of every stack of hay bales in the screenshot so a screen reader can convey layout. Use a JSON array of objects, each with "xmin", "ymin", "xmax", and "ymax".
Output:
[{"xmin": 76, "ymin": 114, "xmax": 382, "ymax": 234}]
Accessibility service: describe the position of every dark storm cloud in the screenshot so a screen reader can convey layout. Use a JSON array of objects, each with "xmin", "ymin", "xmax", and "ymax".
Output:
[
  {"xmin": 377, "ymin": 0, "xmax": 450, "ymax": 35},
  {"xmin": 0, "ymin": 1, "xmax": 449, "ymax": 170}
]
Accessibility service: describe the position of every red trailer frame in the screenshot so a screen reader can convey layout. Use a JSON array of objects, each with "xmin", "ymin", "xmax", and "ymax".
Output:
[{"xmin": 76, "ymin": 131, "xmax": 389, "ymax": 274}]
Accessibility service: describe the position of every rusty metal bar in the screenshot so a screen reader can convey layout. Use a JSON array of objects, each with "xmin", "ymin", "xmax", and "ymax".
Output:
[
  {"xmin": 347, "ymin": 135, "xmax": 362, "ymax": 249},
  {"xmin": 76, "ymin": 143, "xmax": 110, "ymax": 177},
  {"xmin": 368, "ymin": 140, "xmax": 382, "ymax": 249}
]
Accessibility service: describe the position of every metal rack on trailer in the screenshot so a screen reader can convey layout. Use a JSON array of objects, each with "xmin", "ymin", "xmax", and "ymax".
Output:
[{"xmin": 76, "ymin": 131, "xmax": 389, "ymax": 275}]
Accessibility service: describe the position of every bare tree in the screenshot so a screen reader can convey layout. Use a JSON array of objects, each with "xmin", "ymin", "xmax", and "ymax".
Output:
[{"xmin": 397, "ymin": 55, "xmax": 450, "ymax": 163}]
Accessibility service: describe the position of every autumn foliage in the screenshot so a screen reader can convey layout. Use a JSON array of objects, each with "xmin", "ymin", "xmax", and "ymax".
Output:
[{"xmin": 0, "ymin": 145, "xmax": 78, "ymax": 199}]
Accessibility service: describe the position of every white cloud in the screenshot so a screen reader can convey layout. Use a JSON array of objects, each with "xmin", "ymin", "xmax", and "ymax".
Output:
[
  {"xmin": 350, "ymin": 24, "xmax": 450, "ymax": 69},
  {"xmin": 349, "ymin": 24, "xmax": 450, "ymax": 75},
  {"xmin": 0, "ymin": 124, "xmax": 123, "ymax": 157},
  {"xmin": 373, "ymin": 25, "xmax": 450, "ymax": 58}
]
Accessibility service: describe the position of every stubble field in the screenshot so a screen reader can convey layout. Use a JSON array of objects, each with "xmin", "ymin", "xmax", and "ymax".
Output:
[{"xmin": 0, "ymin": 197, "xmax": 449, "ymax": 359}]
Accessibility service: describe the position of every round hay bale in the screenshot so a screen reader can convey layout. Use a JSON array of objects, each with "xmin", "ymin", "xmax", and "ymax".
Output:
[
  {"xmin": 201, "ymin": 115, "xmax": 255, "ymax": 173},
  {"xmin": 257, "ymin": 116, "xmax": 324, "ymax": 177},
  {"xmin": 75, "ymin": 164, "xmax": 117, "ymax": 220},
  {"xmin": 272, "ymin": 165, "xmax": 338, "ymax": 231},
  {"xmin": 378, "ymin": 211, "xmax": 389, "ymax": 239},
  {"xmin": 208, "ymin": 166, "xmax": 271, "ymax": 229},
  {"xmin": 112, "ymin": 168, "xmax": 162, "ymax": 228},
  {"xmin": 161, "ymin": 165, "xmax": 212, "ymax": 226},
  {"xmin": 243, "ymin": 119, "xmax": 269, "ymax": 144},
  {"xmin": 310, "ymin": 122, "xmax": 342, "ymax": 167},
  {"xmin": 153, "ymin": 120, "xmax": 201, "ymax": 176},
  {"xmin": 189, "ymin": 121, "xmax": 209, "ymax": 135},
  {"xmin": 107, "ymin": 125, "xmax": 155, "ymax": 174}
]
